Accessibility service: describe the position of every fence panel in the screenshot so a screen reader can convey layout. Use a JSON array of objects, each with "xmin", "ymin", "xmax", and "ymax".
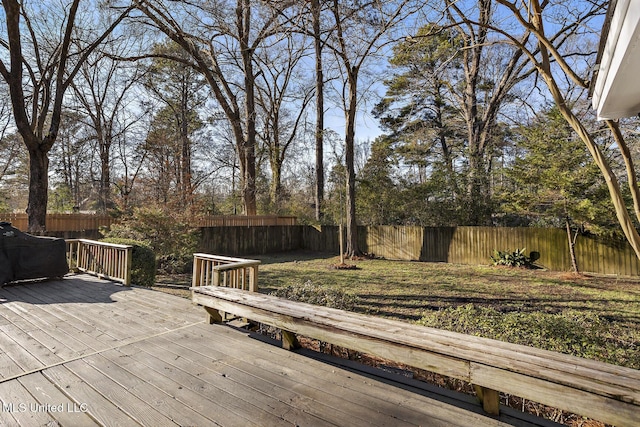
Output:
[
  {"xmin": 195, "ymin": 215, "xmax": 297, "ymax": 227},
  {"xmin": 0, "ymin": 213, "xmax": 114, "ymax": 232},
  {"xmin": 292, "ymin": 226, "xmax": 640, "ymax": 276},
  {"xmin": 0, "ymin": 214, "xmax": 296, "ymax": 233}
]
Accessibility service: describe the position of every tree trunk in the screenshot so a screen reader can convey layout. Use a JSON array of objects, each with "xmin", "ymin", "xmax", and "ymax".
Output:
[
  {"xmin": 345, "ymin": 72, "xmax": 360, "ymax": 257},
  {"xmin": 269, "ymin": 154, "xmax": 283, "ymax": 213},
  {"xmin": 565, "ymin": 216, "xmax": 579, "ymax": 273},
  {"xmin": 26, "ymin": 144, "xmax": 49, "ymax": 233},
  {"xmin": 312, "ymin": 0, "xmax": 324, "ymax": 222},
  {"xmin": 98, "ymin": 140, "xmax": 111, "ymax": 213},
  {"xmin": 180, "ymin": 91, "xmax": 192, "ymax": 207},
  {"xmin": 239, "ymin": 0, "xmax": 257, "ymax": 216}
]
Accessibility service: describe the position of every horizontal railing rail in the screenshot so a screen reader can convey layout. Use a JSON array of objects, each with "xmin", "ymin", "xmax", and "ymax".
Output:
[
  {"xmin": 192, "ymin": 253, "xmax": 260, "ymax": 292},
  {"xmin": 66, "ymin": 239, "xmax": 132, "ymax": 285}
]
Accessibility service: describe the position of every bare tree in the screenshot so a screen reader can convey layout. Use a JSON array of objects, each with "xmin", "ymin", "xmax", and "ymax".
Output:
[
  {"xmin": 324, "ymin": 0, "xmax": 419, "ymax": 256},
  {"xmin": 134, "ymin": 0, "xmax": 289, "ymax": 215},
  {"xmin": 437, "ymin": 1, "xmax": 640, "ymax": 260},
  {"xmin": 71, "ymin": 36, "xmax": 146, "ymax": 213},
  {"xmin": 0, "ymin": 0, "xmax": 134, "ymax": 232},
  {"xmin": 254, "ymin": 31, "xmax": 313, "ymax": 212},
  {"xmin": 443, "ymin": 0, "xmax": 534, "ymax": 225}
]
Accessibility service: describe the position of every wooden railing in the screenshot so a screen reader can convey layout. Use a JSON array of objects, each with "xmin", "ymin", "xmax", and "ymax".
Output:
[
  {"xmin": 66, "ymin": 239, "xmax": 132, "ymax": 286},
  {"xmin": 192, "ymin": 253, "xmax": 260, "ymax": 292}
]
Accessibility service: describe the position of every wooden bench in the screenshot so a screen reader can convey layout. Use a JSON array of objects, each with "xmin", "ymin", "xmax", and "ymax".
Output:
[{"xmin": 192, "ymin": 286, "xmax": 640, "ymax": 427}]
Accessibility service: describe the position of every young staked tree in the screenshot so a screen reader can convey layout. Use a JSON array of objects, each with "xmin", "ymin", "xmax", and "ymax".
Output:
[
  {"xmin": 324, "ymin": 0, "xmax": 419, "ymax": 256},
  {"xmin": 0, "ymin": 1, "xmax": 134, "ymax": 232},
  {"xmin": 437, "ymin": 0, "xmax": 640, "ymax": 261}
]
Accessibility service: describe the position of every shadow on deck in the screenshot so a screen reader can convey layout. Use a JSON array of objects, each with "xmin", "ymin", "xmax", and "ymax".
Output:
[{"xmin": 0, "ymin": 275, "xmax": 559, "ymax": 426}]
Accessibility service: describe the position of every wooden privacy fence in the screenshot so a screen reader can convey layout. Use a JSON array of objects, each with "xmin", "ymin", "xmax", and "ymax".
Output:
[
  {"xmin": 0, "ymin": 213, "xmax": 295, "ymax": 232},
  {"xmin": 194, "ymin": 215, "xmax": 297, "ymax": 227},
  {"xmin": 66, "ymin": 239, "xmax": 132, "ymax": 285},
  {"xmin": 0, "ymin": 213, "xmax": 115, "ymax": 232},
  {"xmin": 192, "ymin": 253, "xmax": 260, "ymax": 291},
  {"xmin": 203, "ymin": 225, "xmax": 640, "ymax": 276}
]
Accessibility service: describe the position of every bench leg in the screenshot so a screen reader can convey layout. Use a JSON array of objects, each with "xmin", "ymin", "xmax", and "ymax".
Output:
[
  {"xmin": 204, "ymin": 307, "xmax": 223, "ymax": 324},
  {"xmin": 473, "ymin": 385, "xmax": 500, "ymax": 415},
  {"xmin": 282, "ymin": 330, "xmax": 300, "ymax": 350}
]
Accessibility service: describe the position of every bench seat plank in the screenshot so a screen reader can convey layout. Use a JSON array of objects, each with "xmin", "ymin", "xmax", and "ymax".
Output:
[{"xmin": 192, "ymin": 286, "xmax": 640, "ymax": 427}]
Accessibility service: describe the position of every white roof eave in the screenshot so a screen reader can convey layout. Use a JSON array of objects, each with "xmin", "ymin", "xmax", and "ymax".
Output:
[{"xmin": 592, "ymin": 0, "xmax": 640, "ymax": 120}]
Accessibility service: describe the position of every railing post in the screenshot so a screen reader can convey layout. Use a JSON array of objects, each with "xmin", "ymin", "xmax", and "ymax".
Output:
[
  {"xmin": 250, "ymin": 265, "xmax": 258, "ymax": 292},
  {"xmin": 213, "ymin": 269, "xmax": 221, "ymax": 287},
  {"xmin": 192, "ymin": 255, "xmax": 201, "ymax": 287},
  {"xmin": 124, "ymin": 246, "xmax": 132, "ymax": 286},
  {"xmin": 77, "ymin": 241, "xmax": 83, "ymax": 272}
]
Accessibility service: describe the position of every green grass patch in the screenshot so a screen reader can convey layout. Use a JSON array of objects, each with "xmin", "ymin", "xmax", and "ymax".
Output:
[{"xmin": 257, "ymin": 252, "xmax": 640, "ymax": 368}]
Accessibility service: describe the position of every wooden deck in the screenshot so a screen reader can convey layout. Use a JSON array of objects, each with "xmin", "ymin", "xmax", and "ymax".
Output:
[{"xmin": 0, "ymin": 275, "xmax": 559, "ymax": 427}]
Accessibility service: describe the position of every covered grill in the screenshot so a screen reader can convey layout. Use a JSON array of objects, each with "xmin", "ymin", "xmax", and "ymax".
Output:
[{"xmin": 0, "ymin": 222, "xmax": 69, "ymax": 285}]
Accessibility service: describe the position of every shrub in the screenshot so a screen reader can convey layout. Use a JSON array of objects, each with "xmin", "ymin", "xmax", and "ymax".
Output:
[
  {"xmin": 490, "ymin": 248, "xmax": 538, "ymax": 268},
  {"xmin": 416, "ymin": 304, "xmax": 639, "ymax": 368},
  {"xmin": 102, "ymin": 207, "xmax": 199, "ymax": 274},
  {"xmin": 102, "ymin": 238, "xmax": 156, "ymax": 287},
  {"xmin": 270, "ymin": 280, "xmax": 359, "ymax": 311}
]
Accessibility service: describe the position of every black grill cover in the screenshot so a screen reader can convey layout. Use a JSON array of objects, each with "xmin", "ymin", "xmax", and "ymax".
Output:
[{"xmin": 0, "ymin": 222, "xmax": 69, "ymax": 285}]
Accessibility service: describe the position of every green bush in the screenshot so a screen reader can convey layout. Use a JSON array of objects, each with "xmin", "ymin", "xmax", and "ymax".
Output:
[
  {"xmin": 416, "ymin": 304, "xmax": 639, "ymax": 368},
  {"xmin": 490, "ymin": 248, "xmax": 538, "ymax": 268},
  {"xmin": 102, "ymin": 238, "xmax": 156, "ymax": 287},
  {"xmin": 270, "ymin": 280, "xmax": 359, "ymax": 311},
  {"xmin": 102, "ymin": 207, "xmax": 199, "ymax": 274}
]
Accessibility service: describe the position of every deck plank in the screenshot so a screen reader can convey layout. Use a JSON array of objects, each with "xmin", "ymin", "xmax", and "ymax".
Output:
[
  {"xmin": 158, "ymin": 324, "xmax": 509, "ymax": 427},
  {"xmin": 0, "ymin": 375, "xmax": 57, "ymax": 426},
  {"xmin": 18, "ymin": 372, "xmax": 98, "ymax": 427},
  {"xmin": 139, "ymin": 332, "xmax": 429, "ymax": 427},
  {"xmin": 42, "ymin": 364, "xmax": 143, "ymax": 427},
  {"xmin": 63, "ymin": 358, "xmax": 179, "ymax": 427},
  {"xmin": 116, "ymin": 341, "xmax": 346, "ymax": 427},
  {"xmin": 89, "ymin": 351, "xmax": 238, "ymax": 427},
  {"xmin": 0, "ymin": 326, "xmax": 49, "ymax": 372},
  {"xmin": 104, "ymin": 346, "xmax": 283, "ymax": 427}
]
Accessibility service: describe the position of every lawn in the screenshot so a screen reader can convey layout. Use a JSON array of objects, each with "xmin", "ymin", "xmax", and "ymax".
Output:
[
  {"xmin": 156, "ymin": 251, "xmax": 640, "ymax": 369},
  {"xmin": 256, "ymin": 252, "xmax": 640, "ymax": 369}
]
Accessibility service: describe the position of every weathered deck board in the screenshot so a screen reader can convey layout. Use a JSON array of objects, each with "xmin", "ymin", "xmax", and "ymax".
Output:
[{"xmin": 0, "ymin": 275, "xmax": 557, "ymax": 427}]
